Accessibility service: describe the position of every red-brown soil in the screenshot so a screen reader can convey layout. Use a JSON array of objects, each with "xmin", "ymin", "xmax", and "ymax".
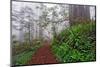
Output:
[{"xmin": 29, "ymin": 41, "xmax": 58, "ymax": 65}]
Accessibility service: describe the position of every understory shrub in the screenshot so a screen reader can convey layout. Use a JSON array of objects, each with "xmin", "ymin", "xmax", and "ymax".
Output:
[
  {"xmin": 12, "ymin": 40, "xmax": 42, "ymax": 66},
  {"xmin": 52, "ymin": 22, "xmax": 96, "ymax": 63}
]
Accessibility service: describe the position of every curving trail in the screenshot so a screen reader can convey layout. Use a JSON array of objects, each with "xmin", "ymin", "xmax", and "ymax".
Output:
[{"xmin": 29, "ymin": 41, "xmax": 58, "ymax": 65}]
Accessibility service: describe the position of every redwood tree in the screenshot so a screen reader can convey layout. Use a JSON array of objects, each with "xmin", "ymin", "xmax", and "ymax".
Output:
[{"xmin": 69, "ymin": 5, "xmax": 90, "ymax": 26}]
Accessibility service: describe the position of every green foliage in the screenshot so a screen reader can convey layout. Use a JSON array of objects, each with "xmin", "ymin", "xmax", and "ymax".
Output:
[
  {"xmin": 12, "ymin": 41, "xmax": 30, "ymax": 56},
  {"xmin": 12, "ymin": 39, "xmax": 42, "ymax": 56},
  {"xmin": 12, "ymin": 45, "xmax": 41, "ymax": 66},
  {"xmin": 51, "ymin": 22, "xmax": 96, "ymax": 63},
  {"xmin": 12, "ymin": 39, "xmax": 42, "ymax": 65},
  {"xmin": 12, "ymin": 50, "xmax": 33, "ymax": 65}
]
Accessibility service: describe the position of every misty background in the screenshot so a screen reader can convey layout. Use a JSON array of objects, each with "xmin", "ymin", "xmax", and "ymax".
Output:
[{"xmin": 12, "ymin": 1, "xmax": 95, "ymax": 43}]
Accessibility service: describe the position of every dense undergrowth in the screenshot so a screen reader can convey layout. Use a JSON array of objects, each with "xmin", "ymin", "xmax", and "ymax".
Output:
[
  {"xmin": 51, "ymin": 22, "xmax": 96, "ymax": 63},
  {"xmin": 12, "ymin": 40, "xmax": 42, "ymax": 66}
]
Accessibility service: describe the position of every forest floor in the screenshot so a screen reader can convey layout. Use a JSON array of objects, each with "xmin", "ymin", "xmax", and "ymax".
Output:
[{"xmin": 28, "ymin": 41, "xmax": 58, "ymax": 65}]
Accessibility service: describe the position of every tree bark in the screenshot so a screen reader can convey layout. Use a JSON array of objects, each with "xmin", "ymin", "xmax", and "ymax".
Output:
[{"xmin": 69, "ymin": 5, "xmax": 90, "ymax": 26}]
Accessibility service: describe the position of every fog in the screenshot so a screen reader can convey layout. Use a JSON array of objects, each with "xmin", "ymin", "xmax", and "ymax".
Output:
[{"xmin": 12, "ymin": 1, "xmax": 95, "ymax": 42}]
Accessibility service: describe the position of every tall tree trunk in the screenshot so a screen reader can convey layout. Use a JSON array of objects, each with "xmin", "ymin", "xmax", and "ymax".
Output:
[
  {"xmin": 52, "ymin": 22, "xmax": 57, "ymax": 38},
  {"xmin": 39, "ymin": 24, "xmax": 43, "ymax": 40},
  {"xmin": 69, "ymin": 5, "xmax": 90, "ymax": 26}
]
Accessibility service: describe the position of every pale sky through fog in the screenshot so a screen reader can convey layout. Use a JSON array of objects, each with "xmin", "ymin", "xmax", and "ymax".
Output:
[
  {"xmin": 12, "ymin": 1, "xmax": 95, "ymax": 19},
  {"xmin": 12, "ymin": 1, "xmax": 96, "ymax": 41}
]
